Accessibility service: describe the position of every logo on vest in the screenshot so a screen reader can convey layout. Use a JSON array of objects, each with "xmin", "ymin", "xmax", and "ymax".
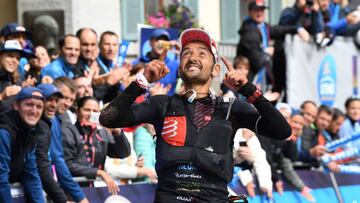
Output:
[
  {"xmin": 176, "ymin": 196, "xmax": 192, "ymax": 202},
  {"xmin": 162, "ymin": 120, "xmax": 178, "ymax": 138},
  {"xmin": 204, "ymin": 115, "xmax": 211, "ymax": 122},
  {"xmin": 161, "ymin": 116, "xmax": 187, "ymax": 146}
]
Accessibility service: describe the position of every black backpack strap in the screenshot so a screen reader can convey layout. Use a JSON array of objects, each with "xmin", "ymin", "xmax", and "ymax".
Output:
[{"xmin": 218, "ymin": 97, "xmax": 235, "ymax": 120}]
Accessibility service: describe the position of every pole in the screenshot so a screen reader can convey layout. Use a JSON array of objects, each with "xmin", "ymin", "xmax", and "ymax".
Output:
[{"xmin": 329, "ymin": 172, "xmax": 344, "ymax": 203}]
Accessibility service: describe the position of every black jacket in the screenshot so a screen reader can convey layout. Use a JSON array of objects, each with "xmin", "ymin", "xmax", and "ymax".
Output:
[
  {"xmin": 0, "ymin": 110, "xmax": 37, "ymax": 182},
  {"xmin": 35, "ymin": 117, "xmax": 68, "ymax": 203},
  {"xmin": 0, "ymin": 109, "xmax": 45, "ymax": 203},
  {"xmin": 62, "ymin": 121, "xmax": 131, "ymax": 179},
  {"xmin": 0, "ymin": 70, "xmax": 21, "ymax": 113},
  {"xmin": 236, "ymin": 18, "xmax": 298, "ymax": 80}
]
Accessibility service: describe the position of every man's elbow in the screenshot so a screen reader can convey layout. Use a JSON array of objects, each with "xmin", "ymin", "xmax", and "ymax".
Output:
[
  {"xmin": 264, "ymin": 123, "xmax": 291, "ymax": 140},
  {"xmin": 99, "ymin": 112, "xmax": 112, "ymax": 128},
  {"xmin": 277, "ymin": 123, "xmax": 292, "ymax": 140}
]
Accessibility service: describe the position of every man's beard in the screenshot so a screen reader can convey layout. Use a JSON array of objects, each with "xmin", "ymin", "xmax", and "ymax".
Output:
[
  {"xmin": 180, "ymin": 71, "xmax": 210, "ymax": 85},
  {"xmin": 179, "ymin": 60, "xmax": 212, "ymax": 85}
]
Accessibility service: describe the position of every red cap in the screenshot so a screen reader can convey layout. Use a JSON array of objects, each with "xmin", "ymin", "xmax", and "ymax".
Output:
[
  {"xmin": 248, "ymin": 0, "xmax": 268, "ymax": 10},
  {"xmin": 179, "ymin": 28, "xmax": 219, "ymax": 62}
]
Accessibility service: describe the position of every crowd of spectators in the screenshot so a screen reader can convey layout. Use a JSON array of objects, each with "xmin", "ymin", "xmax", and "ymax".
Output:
[
  {"xmin": 237, "ymin": 0, "xmax": 360, "ymax": 101},
  {"xmin": 0, "ymin": 0, "xmax": 359, "ymax": 202}
]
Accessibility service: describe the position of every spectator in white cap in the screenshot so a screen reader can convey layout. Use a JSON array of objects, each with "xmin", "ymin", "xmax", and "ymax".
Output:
[
  {"xmin": 100, "ymin": 28, "xmax": 291, "ymax": 202},
  {"xmin": 1, "ymin": 22, "xmax": 36, "ymax": 80},
  {"xmin": 0, "ymin": 40, "xmax": 29, "ymax": 112}
]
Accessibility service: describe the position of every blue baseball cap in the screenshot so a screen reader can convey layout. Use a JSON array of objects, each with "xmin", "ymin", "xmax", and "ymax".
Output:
[
  {"xmin": 0, "ymin": 40, "xmax": 27, "ymax": 57},
  {"xmin": 151, "ymin": 29, "xmax": 170, "ymax": 40},
  {"xmin": 37, "ymin": 84, "xmax": 63, "ymax": 99},
  {"xmin": 16, "ymin": 87, "xmax": 45, "ymax": 102},
  {"xmin": 0, "ymin": 23, "xmax": 29, "ymax": 37}
]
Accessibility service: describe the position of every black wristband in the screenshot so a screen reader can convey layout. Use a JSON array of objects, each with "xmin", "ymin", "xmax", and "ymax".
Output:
[
  {"xmin": 238, "ymin": 82, "xmax": 262, "ymax": 103},
  {"xmin": 125, "ymin": 81, "xmax": 147, "ymax": 95},
  {"xmin": 238, "ymin": 82, "xmax": 257, "ymax": 97}
]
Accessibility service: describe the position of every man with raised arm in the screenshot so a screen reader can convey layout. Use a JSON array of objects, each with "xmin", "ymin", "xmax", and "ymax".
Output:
[{"xmin": 100, "ymin": 28, "xmax": 291, "ymax": 203}]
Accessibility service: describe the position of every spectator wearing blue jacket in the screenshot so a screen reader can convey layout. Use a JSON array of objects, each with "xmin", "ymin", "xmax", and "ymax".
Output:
[
  {"xmin": 41, "ymin": 34, "xmax": 84, "ymax": 80},
  {"xmin": 134, "ymin": 124, "xmax": 156, "ymax": 171},
  {"xmin": 279, "ymin": 0, "xmax": 324, "ymax": 35},
  {"xmin": 272, "ymin": 0, "xmax": 323, "ymax": 97},
  {"xmin": 318, "ymin": 0, "xmax": 359, "ymax": 36},
  {"xmin": 91, "ymin": 31, "xmax": 130, "ymax": 103},
  {"xmin": 132, "ymin": 29, "xmax": 180, "ymax": 95},
  {"xmin": 36, "ymin": 84, "xmax": 89, "ymax": 203},
  {"xmin": 0, "ymin": 87, "xmax": 45, "ymax": 203}
]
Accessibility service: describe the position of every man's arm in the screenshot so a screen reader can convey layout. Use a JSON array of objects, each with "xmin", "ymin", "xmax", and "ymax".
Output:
[
  {"xmin": 269, "ymin": 24, "xmax": 298, "ymax": 39},
  {"xmin": 22, "ymin": 148, "xmax": 45, "ymax": 203},
  {"xmin": 100, "ymin": 81, "xmax": 167, "ymax": 128},
  {"xmin": 35, "ymin": 121, "xmax": 68, "ymax": 202},
  {"xmin": 0, "ymin": 129, "xmax": 13, "ymax": 203},
  {"xmin": 222, "ymin": 57, "xmax": 291, "ymax": 140},
  {"xmin": 50, "ymin": 124, "xmax": 86, "ymax": 202},
  {"xmin": 230, "ymin": 86, "xmax": 291, "ymax": 140}
]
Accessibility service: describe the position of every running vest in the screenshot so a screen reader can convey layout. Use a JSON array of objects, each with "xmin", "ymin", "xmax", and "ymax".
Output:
[{"xmin": 155, "ymin": 95, "xmax": 235, "ymax": 183}]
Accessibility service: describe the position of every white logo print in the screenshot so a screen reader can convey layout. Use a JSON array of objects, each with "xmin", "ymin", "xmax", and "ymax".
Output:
[{"xmin": 162, "ymin": 120, "xmax": 178, "ymax": 138}]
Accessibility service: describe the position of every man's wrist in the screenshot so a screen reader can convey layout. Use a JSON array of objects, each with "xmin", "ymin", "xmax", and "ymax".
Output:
[
  {"xmin": 238, "ymin": 82, "xmax": 262, "ymax": 103},
  {"xmin": 135, "ymin": 73, "xmax": 153, "ymax": 90}
]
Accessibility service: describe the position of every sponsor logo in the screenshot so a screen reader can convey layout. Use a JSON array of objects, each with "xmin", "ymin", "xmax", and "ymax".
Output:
[
  {"xmin": 204, "ymin": 115, "xmax": 211, "ymax": 122},
  {"xmin": 176, "ymin": 196, "xmax": 192, "ymax": 202},
  {"xmin": 161, "ymin": 116, "xmax": 187, "ymax": 146},
  {"xmin": 178, "ymin": 164, "xmax": 197, "ymax": 171},
  {"xmin": 174, "ymin": 173, "xmax": 202, "ymax": 179},
  {"xmin": 318, "ymin": 55, "xmax": 336, "ymax": 106},
  {"xmin": 162, "ymin": 120, "xmax": 178, "ymax": 138}
]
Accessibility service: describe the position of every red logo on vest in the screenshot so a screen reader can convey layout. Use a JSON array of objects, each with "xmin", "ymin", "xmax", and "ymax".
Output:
[
  {"xmin": 204, "ymin": 115, "xmax": 211, "ymax": 122},
  {"xmin": 161, "ymin": 116, "xmax": 187, "ymax": 146}
]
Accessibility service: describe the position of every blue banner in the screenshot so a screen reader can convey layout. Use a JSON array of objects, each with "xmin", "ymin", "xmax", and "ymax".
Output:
[
  {"xmin": 13, "ymin": 171, "xmax": 360, "ymax": 203},
  {"xmin": 117, "ymin": 40, "xmax": 130, "ymax": 67}
]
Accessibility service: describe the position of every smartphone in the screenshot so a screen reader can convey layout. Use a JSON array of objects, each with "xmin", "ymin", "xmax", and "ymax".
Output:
[
  {"xmin": 157, "ymin": 40, "xmax": 172, "ymax": 50},
  {"xmin": 239, "ymin": 141, "xmax": 247, "ymax": 147}
]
